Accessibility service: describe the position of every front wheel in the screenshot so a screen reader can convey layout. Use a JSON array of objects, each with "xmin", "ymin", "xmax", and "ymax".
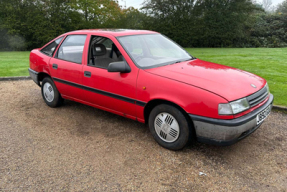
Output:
[
  {"xmin": 148, "ymin": 104, "xmax": 192, "ymax": 150},
  {"xmin": 41, "ymin": 77, "xmax": 63, "ymax": 108}
]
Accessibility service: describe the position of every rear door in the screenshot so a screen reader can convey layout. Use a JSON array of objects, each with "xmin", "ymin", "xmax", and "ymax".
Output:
[{"xmin": 49, "ymin": 34, "xmax": 88, "ymax": 100}]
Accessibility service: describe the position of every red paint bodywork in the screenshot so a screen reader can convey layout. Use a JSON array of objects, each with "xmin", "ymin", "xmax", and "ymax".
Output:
[{"xmin": 29, "ymin": 29, "xmax": 268, "ymax": 123}]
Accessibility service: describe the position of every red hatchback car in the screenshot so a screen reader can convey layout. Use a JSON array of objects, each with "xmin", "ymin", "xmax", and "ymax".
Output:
[{"xmin": 29, "ymin": 29, "xmax": 273, "ymax": 150}]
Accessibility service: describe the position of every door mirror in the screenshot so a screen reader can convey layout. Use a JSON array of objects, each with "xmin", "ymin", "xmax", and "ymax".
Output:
[{"xmin": 108, "ymin": 61, "xmax": 131, "ymax": 73}]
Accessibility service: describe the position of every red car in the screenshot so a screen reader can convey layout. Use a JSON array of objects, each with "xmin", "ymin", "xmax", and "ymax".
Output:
[{"xmin": 29, "ymin": 29, "xmax": 273, "ymax": 150}]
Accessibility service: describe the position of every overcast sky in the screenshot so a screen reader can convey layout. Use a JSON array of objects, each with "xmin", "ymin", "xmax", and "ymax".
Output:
[
  {"xmin": 269, "ymin": 0, "xmax": 285, "ymax": 6},
  {"xmin": 119, "ymin": 0, "xmax": 285, "ymax": 9}
]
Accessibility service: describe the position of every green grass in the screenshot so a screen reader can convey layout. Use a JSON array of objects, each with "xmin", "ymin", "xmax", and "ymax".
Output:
[
  {"xmin": 185, "ymin": 48, "xmax": 287, "ymax": 106},
  {"xmin": 0, "ymin": 51, "xmax": 30, "ymax": 77},
  {"xmin": 0, "ymin": 49, "xmax": 286, "ymax": 106}
]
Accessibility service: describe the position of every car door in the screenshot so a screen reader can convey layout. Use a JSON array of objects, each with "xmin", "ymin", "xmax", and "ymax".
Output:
[
  {"xmin": 82, "ymin": 35, "xmax": 139, "ymax": 119},
  {"xmin": 49, "ymin": 34, "xmax": 88, "ymax": 100}
]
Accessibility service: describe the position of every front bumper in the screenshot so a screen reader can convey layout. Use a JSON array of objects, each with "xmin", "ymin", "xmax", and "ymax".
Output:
[
  {"xmin": 28, "ymin": 68, "xmax": 40, "ymax": 86},
  {"xmin": 189, "ymin": 94, "xmax": 274, "ymax": 146}
]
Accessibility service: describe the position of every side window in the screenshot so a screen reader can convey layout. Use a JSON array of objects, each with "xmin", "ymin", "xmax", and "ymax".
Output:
[
  {"xmin": 88, "ymin": 36, "xmax": 124, "ymax": 69},
  {"xmin": 56, "ymin": 35, "xmax": 87, "ymax": 64},
  {"xmin": 102, "ymin": 39, "xmax": 113, "ymax": 49},
  {"xmin": 41, "ymin": 37, "xmax": 63, "ymax": 56}
]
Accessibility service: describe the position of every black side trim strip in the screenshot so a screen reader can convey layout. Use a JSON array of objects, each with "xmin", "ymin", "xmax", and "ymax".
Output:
[
  {"xmin": 53, "ymin": 77, "xmax": 146, "ymax": 106},
  {"xmin": 136, "ymin": 101, "xmax": 146, "ymax": 107},
  {"xmin": 189, "ymin": 94, "xmax": 273, "ymax": 127}
]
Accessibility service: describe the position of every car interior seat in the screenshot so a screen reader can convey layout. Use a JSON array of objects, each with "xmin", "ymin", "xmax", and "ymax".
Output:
[
  {"xmin": 92, "ymin": 44, "xmax": 115, "ymax": 69},
  {"xmin": 110, "ymin": 44, "xmax": 124, "ymax": 61}
]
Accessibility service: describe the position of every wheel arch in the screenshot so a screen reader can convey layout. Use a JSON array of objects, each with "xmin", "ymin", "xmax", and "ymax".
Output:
[
  {"xmin": 38, "ymin": 72, "xmax": 51, "ymax": 86},
  {"xmin": 144, "ymin": 99, "xmax": 193, "ymax": 124},
  {"xmin": 144, "ymin": 99, "xmax": 196, "ymax": 140}
]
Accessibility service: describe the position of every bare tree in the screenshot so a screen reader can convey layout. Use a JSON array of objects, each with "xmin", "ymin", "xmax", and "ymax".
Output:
[{"xmin": 262, "ymin": 0, "xmax": 273, "ymax": 12}]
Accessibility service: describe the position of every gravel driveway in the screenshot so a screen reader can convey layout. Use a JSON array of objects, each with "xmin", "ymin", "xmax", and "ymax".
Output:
[{"xmin": 0, "ymin": 80, "xmax": 286, "ymax": 191}]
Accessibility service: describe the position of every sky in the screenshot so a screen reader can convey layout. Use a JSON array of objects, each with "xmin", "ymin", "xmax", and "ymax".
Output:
[
  {"xmin": 118, "ymin": 0, "xmax": 144, "ymax": 9},
  {"xmin": 118, "ymin": 0, "xmax": 285, "ymax": 9},
  {"xmin": 269, "ymin": 0, "xmax": 285, "ymax": 6}
]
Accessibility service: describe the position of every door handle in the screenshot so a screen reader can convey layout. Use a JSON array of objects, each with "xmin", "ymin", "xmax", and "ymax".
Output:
[
  {"xmin": 52, "ymin": 64, "xmax": 58, "ymax": 69},
  {"xmin": 84, "ymin": 71, "xmax": 91, "ymax": 78}
]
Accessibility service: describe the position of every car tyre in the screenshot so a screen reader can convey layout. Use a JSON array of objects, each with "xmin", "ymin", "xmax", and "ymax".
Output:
[
  {"xmin": 41, "ymin": 77, "xmax": 63, "ymax": 108},
  {"xmin": 149, "ymin": 104, "xmax": 192, "ymax": 150}
]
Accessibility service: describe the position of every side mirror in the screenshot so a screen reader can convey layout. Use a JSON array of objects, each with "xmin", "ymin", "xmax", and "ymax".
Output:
[{"xmin": 108, "ymin": 61, "xmax": 131, "ymax": 73}]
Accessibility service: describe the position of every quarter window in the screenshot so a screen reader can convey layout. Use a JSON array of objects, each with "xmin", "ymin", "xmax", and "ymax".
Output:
[
  {"xmin": 56, "ymin": 35, "xmax": 87, "ymax": 64},
  {"xmin": 41, "ymin": 37, "xmax": 63, "ymax": 57}
]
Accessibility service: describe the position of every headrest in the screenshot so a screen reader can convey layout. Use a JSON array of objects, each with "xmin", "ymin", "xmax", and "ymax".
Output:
[{"xmin": 93, "ymin": 44, "xmax": 106, "ymax": 56}]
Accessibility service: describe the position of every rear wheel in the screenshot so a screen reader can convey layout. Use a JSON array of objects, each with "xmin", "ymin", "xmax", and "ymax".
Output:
[
  {"xmin": 41, "ymin": 77, "xmax": 63, "ymax": 108},
  {"xmin": 148, "ymin": 104, "xmax": 192, "ymax": 150}
]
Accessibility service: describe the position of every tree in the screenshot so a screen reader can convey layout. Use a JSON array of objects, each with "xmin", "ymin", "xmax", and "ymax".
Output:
[
  {"xmin": 116, "ymin": 7, "xmax": 146, "ymax": 29},
  {"xmin": 0, "ymin": 0, "xmax": 83, "ymax": 50},
  {"xmin": 141, "ymin": 0, "xmax": 202, "ymax": 47},
  {"xmin": 277, "ymin": 0, "xmax": 287, "ymax": 13},
  {"xmin": 70, "ymin": 0, "xmax": 122, "ymax": 28},
  {"xmin": 1, "ymin": 0, "xmax": 286, "ymax": 50},
  {"xmin": 262, "ymin": 0, "xmax": 276, "ymax": 12},
  {"xmin": 142, "ymin": 0, "xmax": 259, "ymax": 47},
  {"xmin": 262, "ymin": 0, "xmax": 272, "ymax": 11}
]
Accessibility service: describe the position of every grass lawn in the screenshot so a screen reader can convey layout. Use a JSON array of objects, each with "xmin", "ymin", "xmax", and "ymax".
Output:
[
  {"xmin": 0, "ymin": 51, "xmax": 30, "ymax": 77},
  {"xmin": 186, "ymin": 48, "xmax": 287, "ymax": 107},
  {"xmin": 0, "ymin": 48, "xmax": 286, "ymax": 106}
]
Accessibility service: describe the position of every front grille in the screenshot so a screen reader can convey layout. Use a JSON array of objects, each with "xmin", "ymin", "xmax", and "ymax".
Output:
[{"xmin": 247, "ymin": 85, "xmax": 269, "ymax": 108}]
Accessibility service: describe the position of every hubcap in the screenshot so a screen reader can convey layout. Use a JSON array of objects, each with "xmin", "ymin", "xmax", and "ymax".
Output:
[
  {"xmin": 154, "ymin": 112, "xmax": 180, "ymax": 143},
  {"xmin": 43, "ymin": 82, "xmax": 54, "ymax": 102}
]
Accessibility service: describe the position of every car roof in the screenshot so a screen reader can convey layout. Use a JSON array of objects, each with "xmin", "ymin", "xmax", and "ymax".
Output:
[{"xmin": 65, "ymin": 29, "xmax": 158, "ymax": 37}]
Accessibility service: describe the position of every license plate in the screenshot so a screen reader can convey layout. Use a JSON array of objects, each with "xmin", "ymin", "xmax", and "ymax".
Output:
[{"xmin": 256, "ymin": 105, "xmax": 271, "ymax": 125}]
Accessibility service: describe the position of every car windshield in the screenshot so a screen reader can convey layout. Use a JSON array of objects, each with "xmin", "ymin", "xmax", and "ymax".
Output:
[{"xmin": 118, "ymin": 34, "xmax": 193, "ymax": 69}]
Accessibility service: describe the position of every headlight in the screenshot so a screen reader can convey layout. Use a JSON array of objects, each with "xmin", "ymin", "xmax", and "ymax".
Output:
[
  {"xmin": 218, "ymin": 103, "xmax": 233, "ymax": 115},
  {"xmin": 219, "ymin": 98, "xmax": 250, "ymax": 115}
]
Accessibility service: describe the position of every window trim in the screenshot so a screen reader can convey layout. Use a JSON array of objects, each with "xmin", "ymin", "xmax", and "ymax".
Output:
[
  {"xmin": 40, "ymin": 36, "xmax": 64, "ymax": 57},
  {"xmin": 54, "ymin": 34, "xmax": 87, "ymax": 65},
  {"xmin": 86, "ymin": 64, "xmax": 109, "ymax": 70},
  {"xmin": 52, "ymin": 35, "xmax": 66, "ymax": 58},
  {"xmin": 88, "ymin": 36, "xmax": 107, "ymax": 67}
]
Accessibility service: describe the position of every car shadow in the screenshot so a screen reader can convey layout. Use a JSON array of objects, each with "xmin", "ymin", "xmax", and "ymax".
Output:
[{"xmin": 62, "ymin": 100, "xmax": 245, "ymax": 155}]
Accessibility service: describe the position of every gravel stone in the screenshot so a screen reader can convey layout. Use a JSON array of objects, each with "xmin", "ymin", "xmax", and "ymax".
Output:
[{"xmin": 0, "ymin": 80, "xmax": 286, "ymax": 191}]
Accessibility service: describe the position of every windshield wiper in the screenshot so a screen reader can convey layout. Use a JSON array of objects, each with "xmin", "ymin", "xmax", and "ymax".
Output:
[
  {"xmin": 184, "ymin": 57, "xmax": 196, "ymax": 61},
  {"xmin": 170, "ymin": 58, "xmax": 195, "ymax": 65}
]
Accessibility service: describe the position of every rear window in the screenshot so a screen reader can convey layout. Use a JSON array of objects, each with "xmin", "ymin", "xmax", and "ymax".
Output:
[
  {"xmin": 56, "ymin": 35, "xmax": 87, "ymax": 64},
  {"xmin": 41, "ymin": 37, "xmax": 63, "ymax": 57}
]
